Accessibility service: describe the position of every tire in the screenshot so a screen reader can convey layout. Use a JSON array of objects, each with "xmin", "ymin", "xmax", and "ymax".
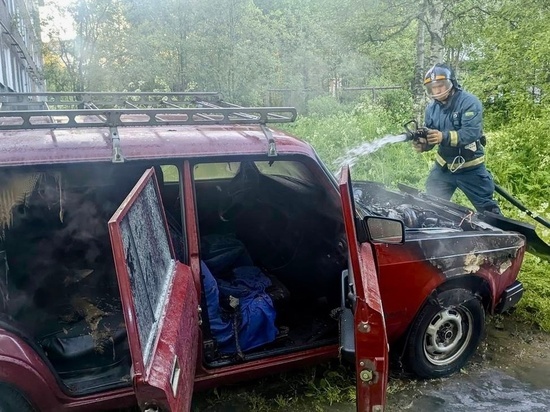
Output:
[
  {"xmin": 0, "ymin": 385, "xmax": 35, "ymax": 412},
  {"xmin": 406, "ymin": 288, "xmax": 485, "ymax": 379}
]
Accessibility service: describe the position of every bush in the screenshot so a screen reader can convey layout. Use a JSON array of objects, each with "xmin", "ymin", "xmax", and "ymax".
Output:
[
  {"xmin": 370, "ymin": 88, "xmax": 415, "ymax": 126},
  {"xmin": 305, "ymin": 95, "xmax": 351, "ymax": 117},
  {"xmin": 284, "ymin": 100, "xmax": 430, "ymax": 187},
  {"xmin": 484, "ymin": 114, "xmax": 550, "ymax": 332}
]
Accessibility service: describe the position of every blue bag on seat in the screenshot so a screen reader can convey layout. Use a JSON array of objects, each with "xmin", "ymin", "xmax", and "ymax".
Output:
[{"xmin": 201, "ymin": 261, "xmax": 277, "ymax": 355}]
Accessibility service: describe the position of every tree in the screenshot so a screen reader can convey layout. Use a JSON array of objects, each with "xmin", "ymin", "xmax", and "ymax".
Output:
[
  {"xmin": 466, "ymin": 0, "xmax": 550, "ymax": 127},
  {"xmin": 349, "ymin": 0, "xmax": 496, "ymax": 117},
  {"xmin": 41, "ymin": 45, "xmax": 74, "ymax": 92},
  {"xmin": 42, "ymin": 0, "xmax": 128, "ymax": 92}
]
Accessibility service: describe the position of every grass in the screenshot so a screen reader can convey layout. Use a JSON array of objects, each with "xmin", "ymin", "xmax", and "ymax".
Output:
[
  {"xmin": 191, "ymin": 361, "xmax": 356, "ymax": 411},
  {"xmin": 514, "ymin": 254, "xmax": 550, "ymax": 331}
]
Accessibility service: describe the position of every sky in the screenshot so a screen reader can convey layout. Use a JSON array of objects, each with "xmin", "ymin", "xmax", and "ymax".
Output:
[{"xmin": 39, "ymin": 0, "xmax": 76, "ymax": 42}]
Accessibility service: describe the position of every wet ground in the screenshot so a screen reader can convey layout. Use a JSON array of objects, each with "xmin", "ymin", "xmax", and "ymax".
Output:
[
  {"xmin": 193, "ymin": 315, "xmax": 550, "ymax": 411},
  {"xmin": 386, "ymin": 316, "xmax": 550, "ymax": 411}
]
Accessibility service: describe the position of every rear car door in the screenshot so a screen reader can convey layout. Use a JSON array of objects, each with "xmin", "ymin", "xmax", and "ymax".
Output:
[
  {"xmin": 109, "ymin": 167, "xmax": 199, "ymax": 412},
  {"xmin": 339, "ymin": 166, "xmax": 389, "ymax": 411}
]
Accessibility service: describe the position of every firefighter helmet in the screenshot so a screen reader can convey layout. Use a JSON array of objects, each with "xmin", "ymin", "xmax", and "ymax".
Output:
[{"xmin": 423, "ymin": 63, "xmax": 458, "ymax": 100}]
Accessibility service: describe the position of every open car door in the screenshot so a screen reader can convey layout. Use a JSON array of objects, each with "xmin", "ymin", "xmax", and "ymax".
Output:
[
  {"xmin": 339, "ymin": 166, "xmax": 389, "ymax": 411},
  {"xmin": 109, "ymin": 168, "xmax": 199, "ymax": 412}
]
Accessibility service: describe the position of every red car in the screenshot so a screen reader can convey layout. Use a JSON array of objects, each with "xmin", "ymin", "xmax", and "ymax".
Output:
[{"xmin": 0, "ymin": 92, "xmax": 527, "ymax": 411}]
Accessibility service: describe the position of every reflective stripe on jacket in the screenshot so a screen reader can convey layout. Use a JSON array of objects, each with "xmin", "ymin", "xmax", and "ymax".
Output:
[{"xmin": 424, "ymin": 89, "xmax": 485, "ymax": 171}]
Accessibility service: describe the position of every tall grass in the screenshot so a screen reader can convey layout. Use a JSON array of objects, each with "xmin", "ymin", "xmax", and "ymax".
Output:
[
  {"xmin": 283, "ymin": 97, "xmax": 432, "ymax": 187},
  {"xmin": 485, "ymin": 117, "xmax": 550, "ymax": 332}
]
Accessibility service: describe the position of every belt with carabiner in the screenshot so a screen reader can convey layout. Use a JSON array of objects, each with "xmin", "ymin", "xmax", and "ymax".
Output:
[{"xmin": 436, "ymin": 153, "xmax": 485, "ymax": 173}]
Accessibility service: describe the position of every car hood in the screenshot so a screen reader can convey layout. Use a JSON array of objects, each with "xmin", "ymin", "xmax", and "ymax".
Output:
[{"xmin": 352, "ymin": 180, "xmax": 550, "ymax": 262}]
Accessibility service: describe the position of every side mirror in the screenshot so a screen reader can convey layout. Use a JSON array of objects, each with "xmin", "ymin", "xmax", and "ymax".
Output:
[{"xmin": 364, "ymin": 216, "xmax": 405, "ymax": 244}]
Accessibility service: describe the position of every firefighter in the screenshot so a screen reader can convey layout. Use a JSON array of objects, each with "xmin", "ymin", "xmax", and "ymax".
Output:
[{"xmin": 413, "ymin": 63, "xmax": 501, "ymax": 214}]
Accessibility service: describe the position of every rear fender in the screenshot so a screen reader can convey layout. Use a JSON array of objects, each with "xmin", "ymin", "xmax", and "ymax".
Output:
[{"xmin": 0, "ymin": 333, "xmax": 62, "ymax": 411}]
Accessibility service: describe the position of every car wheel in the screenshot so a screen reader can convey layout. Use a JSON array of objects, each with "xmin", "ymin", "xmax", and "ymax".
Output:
[
  {"xmin": 0, "ymin": 384, "xmax": 35, "ymax": 412},
  {"xmin": 406, "ymin": 288, "xmax": 485, "ymax": 379}
]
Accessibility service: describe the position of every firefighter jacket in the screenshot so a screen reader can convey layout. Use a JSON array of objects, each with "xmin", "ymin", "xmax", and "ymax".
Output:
[{"xmin": 424, "ymin": 89, "xmax": 485, "ymax": 172}]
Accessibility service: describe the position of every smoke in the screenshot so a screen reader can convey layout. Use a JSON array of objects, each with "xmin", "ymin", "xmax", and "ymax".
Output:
[{"xmin": 3, "ymin": 168, "xmax": 126, "ymax": 324}]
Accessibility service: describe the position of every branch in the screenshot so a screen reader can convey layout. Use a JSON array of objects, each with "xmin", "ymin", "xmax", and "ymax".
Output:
[{"xmin": 363, "ymin": 14, "xmax": 418, "ymax": 43}]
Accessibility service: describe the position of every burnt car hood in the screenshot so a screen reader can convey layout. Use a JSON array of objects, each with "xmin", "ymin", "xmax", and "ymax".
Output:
[{"xmin": 352, "ymin": 181, "xmax": 550, "ymax": 262}]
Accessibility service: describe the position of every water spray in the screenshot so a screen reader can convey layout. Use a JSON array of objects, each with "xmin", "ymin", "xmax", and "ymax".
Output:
[
  {"xmin": 334, "ymin": 134, "xmax": 408, "ymax": 173},
  {"xmin": 334, "ymin": 119, "xmax": 432, "ymax": 176}
]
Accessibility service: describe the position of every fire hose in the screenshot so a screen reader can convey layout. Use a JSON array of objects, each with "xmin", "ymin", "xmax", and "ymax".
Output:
[{"xmin": 494, "ymin": 184, "xmax": 550, "ymax": 230}]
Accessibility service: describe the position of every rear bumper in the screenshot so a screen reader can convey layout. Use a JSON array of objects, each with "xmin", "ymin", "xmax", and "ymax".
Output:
[{"xmin": 495, "ymin": 280, "xmax": 524, "ymax": 314}]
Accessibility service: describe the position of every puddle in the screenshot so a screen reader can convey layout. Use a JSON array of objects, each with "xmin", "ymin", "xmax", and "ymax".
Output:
[
  {"xmin": 398, "ymin": 369, "xmax": 550, "ymax": 411},
  {"xmin": 387, "ymin": 317, "xmax": 550, "ymax": 411}
]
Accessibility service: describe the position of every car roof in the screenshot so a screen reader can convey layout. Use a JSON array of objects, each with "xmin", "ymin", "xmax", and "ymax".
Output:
[
  {"xmin": 0, "ymin": 123, "xmax": 317, "ymax": 167},
  {"xmin": 0, "ymin": 92, "xmax": 316, "ymax": 167}
]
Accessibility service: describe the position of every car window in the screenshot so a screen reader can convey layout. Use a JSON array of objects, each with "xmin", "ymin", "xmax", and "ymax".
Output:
[
  {"xmin": 193, "ymin": 162, "xmax": 241, "ymax": 180},
  {"xmin": 156, "ymin": 163, "xmax": 186, "ymax": 263},
  {"xmin": 115, "ymin": 173, "xmax": 176, "ymax": 364},
  {"xmin": 161, "ymin": 165, "xmax": 179, "ymax": 183},
  {"xmin": 193, "ymin": 160, "xmax": 314, "ymax": 184},
  {"xmin": 108, "ymin": 168, "xmax": 199, "ymax": 411}
]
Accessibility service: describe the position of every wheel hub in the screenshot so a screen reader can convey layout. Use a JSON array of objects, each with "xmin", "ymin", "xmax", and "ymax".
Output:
[
  {"xmin": 424, "ymin": 307, "xmax": 473, "ymax": 366},
  {"xmin": 440, "ymin": 325, "xmax": 455, "ymax": 342}
]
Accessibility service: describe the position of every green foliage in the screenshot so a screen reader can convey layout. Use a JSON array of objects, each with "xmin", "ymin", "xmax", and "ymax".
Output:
[
  {"xmin": 43, "ymin": 0, "xmax": 129, "ymax": 92},
  {"xmin": 370, "ymin": 89, "xmax": 415, "ymax": 126},
  {"xmin": 41, "ymin": 46, "xmax": 75, "ymax": 92},
  {"xmin": 484, "ymin": 116, "xmax": 550, "ymax": 332},
  {"xmin": 191, "ymin": 361, "xmax": 355, "ymax": 411},
  {"xmin": 485, "ymin": 116, "xmax": 550, "ymax": 219},
  {"xmin": 305, "ymin": 95, "xmax": 351, "ymax": 117},
  {"xmin": 43, "ymin": 0, "xmax": 376, "ymax": 106},
  {"xmin": 514, "ymin": 254, "xmax": 550, "ymax": 332},
  {"xmin": 466, "ymin": 0, "xmax": 550, "ymax": 128},
  {"xmin": 343, "ymin": 0, "xmax": 417, "ymax": 86},
  {"xmin": 283, "ymin": 98, "xmax": 430, "ymax": 188}
]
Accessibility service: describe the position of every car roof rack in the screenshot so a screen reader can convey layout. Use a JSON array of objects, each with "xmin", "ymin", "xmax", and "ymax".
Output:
[
  {"xmin": 0, "ymin": 92, "xmax": 297, "ymax": 162},
  {"xmin": 0, "ymin": 92, "xmax": 297, "ymax": 128}
]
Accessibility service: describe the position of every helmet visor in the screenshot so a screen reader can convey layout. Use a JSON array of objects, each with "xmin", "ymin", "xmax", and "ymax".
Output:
[{"xmin": 424, "ymin": 79, "xmax": 453, "ymax": 99}]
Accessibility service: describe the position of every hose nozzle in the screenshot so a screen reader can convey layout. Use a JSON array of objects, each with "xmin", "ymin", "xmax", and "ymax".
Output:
[{"xmin": 403, "ymin": 120, "xmax": 428, "ymax": 142}]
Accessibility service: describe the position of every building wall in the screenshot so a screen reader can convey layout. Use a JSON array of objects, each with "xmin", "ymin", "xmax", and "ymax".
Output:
[{"xmin": 0, "ymin": 0, "xmax": 44, "ymax": 92}]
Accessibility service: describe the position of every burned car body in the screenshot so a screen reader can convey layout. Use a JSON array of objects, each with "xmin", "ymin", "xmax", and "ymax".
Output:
[
  {"xmin": 352, "ymin": 181, "xmax": 526, "ymax": 376},
  {"xmin": 0, "ymin": 92, "xmax": 528, "ymax": 411}
]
